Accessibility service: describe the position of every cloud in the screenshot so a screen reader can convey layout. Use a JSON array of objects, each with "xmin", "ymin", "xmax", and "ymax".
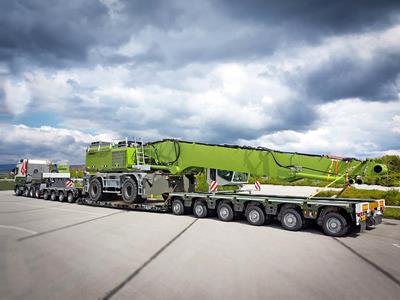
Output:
[
  {"xmin": 2, "ymin": 79, "xmax": 31, "ymax": 115},
  {"xmin": 238, "ymin": 99, "xmax": 400, "ymax": 158},
  {"xmin": 0, "ymin": 1, "xmax": 399, "ymax": 163},
  {"xmin": 0, "ymin": 124, "xmax": 115, "ymax": 163}
]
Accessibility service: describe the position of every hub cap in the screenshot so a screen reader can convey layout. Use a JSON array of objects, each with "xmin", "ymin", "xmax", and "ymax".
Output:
[
  {"xmin": 327, "ymin": 217, "xmax": 342, "ymax": 234},
  {"xmin": 195, "ymin": 205, "xmax": 204, "ymax": 216},
  {"xmin": 220, "ymin": 207, "xmax": 229, "ymax": 219},
  {"xmin": 284, "ymin": 212, "xmax": 297, "ymax": 228},
  {"xmin": 173, "ymin": 203, "xmax": 181, "ymax": 214},
  {"xmin": 249, "ymin": 210, "xmax": 260, "ymax": 223}
]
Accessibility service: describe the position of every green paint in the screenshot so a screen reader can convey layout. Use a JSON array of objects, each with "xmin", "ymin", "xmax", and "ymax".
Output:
[{"xmin": 85, "ymin": 139, "xmax": 386, "ymax": 185}]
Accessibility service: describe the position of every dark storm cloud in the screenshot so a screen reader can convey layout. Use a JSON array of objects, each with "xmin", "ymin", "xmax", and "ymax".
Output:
[
  {"xmin": 0, "ymin": 0, "xmax": 183, "ymax": 72},
  {"xmin": 304, "ymin": 52, "xmax": 400, "ymax": 101},
  {"xmin": 218, "ymin": 0, "xmax": 400, "ymax": 38},
  {"xmin": 0, "ymin": 0, "xmax": 109, "ymax": 69}
]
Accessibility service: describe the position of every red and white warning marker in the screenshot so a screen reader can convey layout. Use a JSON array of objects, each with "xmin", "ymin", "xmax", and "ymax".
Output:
[
  {"xmin": 254, "ymin": 180, "xmax": 261, "ymax": 191},
  {"xmin": 209, "ymin": 180, "xmax": 218, "ymax": 192},
  {"xmin": 66, "ymin": 179, "xmax": 74, "ymax": 188}
]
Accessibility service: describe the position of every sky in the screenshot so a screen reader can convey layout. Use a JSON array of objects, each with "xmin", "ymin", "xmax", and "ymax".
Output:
[{"xmin": 1, "ymin": 0, "xmax": 400, "ymax": 164}]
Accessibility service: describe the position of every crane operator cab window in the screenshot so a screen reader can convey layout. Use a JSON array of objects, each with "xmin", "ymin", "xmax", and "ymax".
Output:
[{"xmin": 207, "ymin": 168, "xmax": 249, "ymax": 185}]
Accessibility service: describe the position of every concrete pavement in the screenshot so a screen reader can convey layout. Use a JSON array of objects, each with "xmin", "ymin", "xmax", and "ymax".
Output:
[{"xmin": 1, "ymin": 191, "xmax": 399, "ymax": 300}]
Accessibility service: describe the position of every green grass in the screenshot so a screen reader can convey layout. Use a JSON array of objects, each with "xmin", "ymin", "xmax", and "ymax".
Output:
[
  {"xmin": 316, "ymin": 187, "xmax": 400, "ymax": 206},
  {"xmin": 383, "ymin": 207, "xmax": 400, "ymax": 220},
  {"xmin": 0, "ymin": 180, "xmax": 14, "ymax": 191}
]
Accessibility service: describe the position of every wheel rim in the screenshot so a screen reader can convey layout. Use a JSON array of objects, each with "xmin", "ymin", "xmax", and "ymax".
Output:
[
  {"xmin": 92, "ymin": 184, "xmax": 98, "ymax": 196},
  {"xmin": 326, "ymin": 217, "xmax": 342, "ymax": 234},
  {"xmin": 195, "ymin": 204, "xmax": 204, "ymax": 216},
  {"xmin": 284, "ymin": 212, "xmax": 297, "ymax": 228},
  {"xmin": 173, "ymin": 202, "xmax": 181, "ymax": 214},
  {"xmin": 249, "ymin": 210, "xmax": 260, "ymax": 223},
  {"xmin": 126, "ymin": 184, "xmax": 132, "ymax": 197},
  {"xmin": 35, "ymin": 190, "xmax": 40, "ymax": 198},
  {"xmin": 220, "ymin": 207, "xmax": 229, "ymax": 219},
  {"xmin": 68, "ymin": 194, "xmax": 73, "ymax": 202}
]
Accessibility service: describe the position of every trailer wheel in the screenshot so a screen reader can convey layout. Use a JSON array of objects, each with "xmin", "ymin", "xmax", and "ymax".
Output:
[
  {"xmin": 172, "ymin": 198, "xmax": 185, "ymax": 215},
  {"xmin": 29, "ymin": 187, "xmax": 35, "ymax": 198},
  {"xmin": 23, "ymin": 187, "xmax": 29, "ymax": 197},
  {"xmin": 193, "ymin": 200, "xmax": 208, "ymax": 218},
  {"xmin": 35, "ymin": 188, "xmax": 41, "ymax": 198},
  {"xmin": 67, "ymin": 192, "xmax": 75, "ymax": 203},
  {"xmin": 89, "ymin": 178, "xmax": 104, "ymax": 202},
  {"xmin": 217, "ymin": 202, "xmax": 234, "ymax": 222},
  {"xmin": 246, "ymin": 205, "xmax": 265, "ymax": 226},
  {"xmin": 43, "ymin": 190, "xmax": 50, "ymax": 200},
  {"xmin": 322, "ymin": 212, "xmax": 349, "ymax": 237},
  {"xmin": 50, "ymin": 191, "xmax": 57, "ymax": 201},
  {"xmin": 121, "ymin": 178, "xmax": 138, "ymax": 204},
  {"xmin": 280, "ymin": 208, "xmax": 303, "ymax": 231},
  {"xmin": 15, "ymin": 186, "xmax": 22, "ymax": 196},
  {"xmin": 59, "ymin": 192, "xmax": 65, "ymax": 202}
]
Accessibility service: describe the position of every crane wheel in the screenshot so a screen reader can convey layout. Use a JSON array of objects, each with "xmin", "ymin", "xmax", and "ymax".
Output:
[
  {"xmin": 89, "ymin": 178, "xmax": 104, "ymax": 202},
  {"xmin": 245, "ymin": 205, "xmax": 265, "ymax": 226},
  {"xmin": 121, "ymin": 178, "xmax": 138, "ymax": 204},
  {"xmin": 322, "ymin": 212, "xmax": 349, "ymax": 237},
  {"xmin": 50, "ymin": 191, "xmax": 57, "ymax": 201},
  {"xmin": 280, "ymin": 208, "xmax": 303, "ymax": 231},
  {"xmin": 172, "ymin": 198, "xmax": 185, "ymax": 215},
  {"xmin": 217, "ymin": 202, "xmax": 234, "ymax": 222},
  {"xmin": 193, "ymin": 200, "xmax": 208, "ymax": 218}
]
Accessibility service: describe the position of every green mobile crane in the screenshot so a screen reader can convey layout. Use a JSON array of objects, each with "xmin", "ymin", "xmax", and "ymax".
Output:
[{"xmin": 82, "ymin": 138, "xmax": 386, "ymax": 236}]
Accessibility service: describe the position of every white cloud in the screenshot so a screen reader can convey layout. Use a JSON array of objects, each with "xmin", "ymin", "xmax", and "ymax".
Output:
[
  {"xmin": 0, "ymin": 124, "xmax": 115, "ymax": 163},
  {"xmin": 239, "ymin": 99, "xmax": 400, "ymax": 158},
  {"xmin": 3, "ymin": 79, "xmax": 31, "ymax": 115}
]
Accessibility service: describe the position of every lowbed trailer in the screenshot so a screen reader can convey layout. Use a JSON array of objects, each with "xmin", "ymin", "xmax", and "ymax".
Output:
[
  {"xmin": 74, "ymin": 190, "xmax": 383, "ymax": 237},
  {"xmin": 15, "ymin": 186, "xmax": 384, "ymax": 236}
]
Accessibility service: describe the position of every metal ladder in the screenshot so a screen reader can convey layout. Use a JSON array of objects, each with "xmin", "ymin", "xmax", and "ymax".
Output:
[{"xmin": 134, "ymin": 137, "xmax": 146, "ymax": 166}]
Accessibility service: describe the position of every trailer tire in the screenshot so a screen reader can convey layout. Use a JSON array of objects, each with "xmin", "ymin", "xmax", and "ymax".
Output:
[
  {"xmin": 43, "ymin": 190, "xmax": 50, "ymax": 200},
  {"xmin": 193, "ymin": 200, "xmax": 208, "ymax": 218},
  {"xmin": 67, "ymin": 192, "xmax": 75, "ymax": 203},
  {"xmin": 322, "ymin": 212, "xmax": 349, "ymax": 237},
  {"xmin": 280, "ymin": 208, "xmax": 303, "ymax": 231},
  {"xmin": 121, "ymin": 178, "xmax": 138, "ymax": 204},
  {"xmin": 29, "ymin": 187, "xmax": 35, "ymax": 198},
  {"xmin": 15, "ymin": 186, "xmax": 22, "ymax": 196},
  {"xmin": 23, "ymin": 187, "xmax": 29, "ymax": 197},
  {"xmin": 59, "ymin": 192, "xmax": 65, "ymax": 202},
  {"xmin": 245, "ymin": 205, "xmax": 265, "ymax": 226},
  {"xmin": 172, "ymin": 198, "xmax": 185, "ymax": 215},
  {"xmin": 35, "ymin": 188, "xmax": 41, "ymax": 199},
  {"xmin": 50, "ymin": 191, "xmax": 57, "ymax": 201},
  {"xmin": 217, "ymin": 202, "xmax": 234, "ymax": 222},
  {"xmin": 89, "ymin": 178, "xmax": 104, "ymax": 202}
]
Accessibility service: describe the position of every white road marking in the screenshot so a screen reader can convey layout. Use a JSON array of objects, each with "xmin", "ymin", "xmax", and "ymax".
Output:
[
  {"xmin": 1, "ymin": 201, "xmax": 104, "ymax": 216},
  {"xmin": 0, "ymin": 225, "xmax": 38, "ymax": 234},
  {"xmin": 392, "ymin": 243, "xmax": 400, "ymax": 248}
]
